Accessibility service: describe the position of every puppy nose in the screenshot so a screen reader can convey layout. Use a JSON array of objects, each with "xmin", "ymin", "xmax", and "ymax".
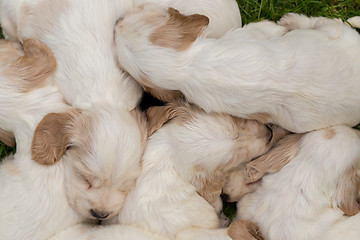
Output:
[
  {"xmin": 221, "ymin": 194, "xmax": 230, "ymax": 202},
  {"xmin": 90, "ymin": 209, "xmax": 110, "ymax": 219}
]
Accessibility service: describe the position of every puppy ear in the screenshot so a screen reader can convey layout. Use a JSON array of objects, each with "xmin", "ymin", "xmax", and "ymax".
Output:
[
  {"xmin": 332, "ymin": 166, "xmax": 360, "ymax": 216},
  {"xmin": 0, "ymin": 129, "xmax": 16, "ymax": 147},
  {"xmin": 195, "ymin": 171, "xmax": 227, "ymax": 203},
  {"xmin": 150, "ymin": 8, "xmax": 209, "ymax": 50},
  {"xmin": 246, "ymin": 134, "xmax": 303, "ymax": 183},
  {"xmin": 146, "ymin": 102, "xmax": 191, "ymax": 136},
  {"xmin": 31, "ymin": 110, "xmax": 79, "ymax": 165},
  {"xmin": 228, "ymin": 220, "xmax": 264, "ymax": 240},
  {"xmin": 10, "ymin": 39, "xmax": 56, "ymax": 92}
]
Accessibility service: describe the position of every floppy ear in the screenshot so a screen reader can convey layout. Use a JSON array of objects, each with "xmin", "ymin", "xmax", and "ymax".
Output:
[
  {"xmin": 10, "ymin": 38, "xmax": 57, "ymax": 92},
  {"xmin": 246, "ymin": 134, "xmax": 303, "ymax": 183},
  {"xmin": 31, "ymin": 110, "xmax": 79, "ymax": 165},
  {"xmin": 150, "ymin": 8, "xmax": 209, "ymax": 50},
  {"xmin": 0, "ymin": 129, "xmax": 16, "ymax": 147},
  {"xmin": 146, "ymin": 101, "xmax": 191, "ymax": 136},
  {"xmin": 332, "ymin": 166, "xmax": 360, "ymax": 216},
  {"xmin": 195, "ymin": 171, "xmax": 227, "ymax": 203},
  {"xmin": 228, "ymin": 220, "xmax": 264, "ymax": 240}
]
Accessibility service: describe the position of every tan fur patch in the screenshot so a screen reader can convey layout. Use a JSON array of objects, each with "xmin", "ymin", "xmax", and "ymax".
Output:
[
  {"xmin": 19, "ymin": 0, "xmax": 70, "ymax": 38},
  {"xmin": 0, "ymin": 129, "xmax": 16, "ymax": 147},
  {"xmin": 247, "ymin": 112, "xmax": 272, "ymax": 124},
  {"xmin": 146, "ymin": 102, "xmax": 193, "ymax": 136},
  {"xmin": 324, "ymin": 128, "xmax": 336, "ymax": 139},
  {"xmin": 150, "ymin": 8, "xmax": 209, "ymax": 50},
  {"xmin": 246, "ymin": 133, "xmax": 303, "ymax": 183},
  {"xmin": 7, "ymin": 39, "xmax": 57, "ymax": 92},
  {"xmin": 228, "ymin": 220, "xmax": 264, "ymax": 240},
  {"xmin": 196, "ymin": 170, "xmax": 227, "ymax": 203},
  {"xmin": 31, "ymin": 109, "xmax": 80, "ymax": 165},
  {"xmin": 333, "ymin": 166, "xmax": 360, "ymax": 216},
  {"xmin": 2, "ymin": 161, "xmax": 21, "ymax": 176}
]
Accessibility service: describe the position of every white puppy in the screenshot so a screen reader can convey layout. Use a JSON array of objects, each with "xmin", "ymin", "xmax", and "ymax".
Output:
[
  {"xmin": 0, "ymin": 39, "xmax": 91, "ymax": 240},
  {"xmin": 237, "ymin": 126, "xmax": 360, "ymax": 240},
  {"xmin": 47, "ymin": 102, "xmax": 272, "ymax": 240},
  {"xmin": 0, "ymin": 0, "xmax": 148, "ymax": 220},
  {"xmin": 114, "ymin": 4, "xmax": 360, "ymax": 133},
  {"xmin": 113, "ymin": 102, "xmax": 286, "ymax": 239}
]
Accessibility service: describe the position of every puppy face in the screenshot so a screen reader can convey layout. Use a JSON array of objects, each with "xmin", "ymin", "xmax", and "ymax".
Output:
[{"xmin": 32, "ymin": 107, "xmax": 147, "ymax": 220}]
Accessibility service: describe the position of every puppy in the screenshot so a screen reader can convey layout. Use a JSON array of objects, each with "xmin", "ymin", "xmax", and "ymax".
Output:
[
  {"xmin": 0, "ymin": 39, "xmax": 90, "ymax": 240},
  {"xmin": 47, "ymin": 102, "xmax": 271, "ymax": 240},
  {"xmin": 114, "ymin": 4, "xmax": 360, "ymax": 133},
  {"xmin": 0, "ymin": 0, "xmax": 148, "ymax": 220},
  {"xmin": 237, "ymin": 126, "xmax": 360, "ymax": 240},
  {"xmin": 109, "ymin": 102, "xmax": 286, "ymax": 239}
]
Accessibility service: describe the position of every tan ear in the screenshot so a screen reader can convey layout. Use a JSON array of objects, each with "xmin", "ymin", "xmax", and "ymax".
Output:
[
  {"xmin": 332, "ymin": 166, "xmax": 360, "ymax": 216},
  {"xmin": 146, "ymin": 102, "xmax": 191, "ymax": 136},
  {"xmin": 10, "ymin": 39, "xmax": 56, "ymax": 92},
  {"xmin": 228, "ymin": 220, "xmax": 264, "ymax": 240},
  {"xmin": 196, "ymin": 171, "xmax": 227, "ymax": 203},
  {"xmin": 150, "ymin": 8, "xmax": 209, "ymax": 50},
  {"xmin": 0, "ymin": 129, "xmax": 16, "ymax": 147},
  {"xmin": 246, "ymin": 134, "xmax": 303, "ymax": 183},
  {"xmin": 31, "ymin": 110, "xmax": 79, "ymax": 165}
]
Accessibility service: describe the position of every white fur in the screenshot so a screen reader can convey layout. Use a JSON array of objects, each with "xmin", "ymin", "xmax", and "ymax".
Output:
[
  {"xmin": 114, "ymin": 6, "xmax": 360, "ymax": 133},
  {"xmin": 0, "ymin": 40, "xmax": 86, "ymax": 240},
  {"xmin": 133, "ymin": 0, "xmax": 242, "ymax": 38},
  {"xmin": 0, "ymin": 0, "xmax": 148, "ymax": 220},
  {"xmin": 237, "ymin": 125, "xmax": 360, "ymax": 240}
]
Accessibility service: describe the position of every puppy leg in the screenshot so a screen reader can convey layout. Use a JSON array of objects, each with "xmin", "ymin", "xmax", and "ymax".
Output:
[
  {"xmin": 278, "ymin": 13, "xmax": 343, "ymax": 31},
  {"xmin": 246, "ymin": 134, "xmax": 302, "ymax": 183}
]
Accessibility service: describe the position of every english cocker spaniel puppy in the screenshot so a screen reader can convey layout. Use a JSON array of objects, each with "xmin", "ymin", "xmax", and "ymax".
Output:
[
  {"xmin": 237, "ymin": 126, "xmax": 360, "ymax": 240},
  {"xmin": 114, "ymin": 3, "xmax": 360, "ymax": 133}
]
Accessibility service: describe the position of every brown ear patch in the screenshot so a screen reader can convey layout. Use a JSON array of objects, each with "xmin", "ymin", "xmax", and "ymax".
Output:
[
  {"xmin": 195, "ymin": 170, "xmax": 227, "ymax": 203},
  {"xmin": 146, "ymin": 102, "xmax": 192, "ymax": 136},
  {"xmin": 150, "ymin": 8, "xmax": 209, "ymax": 50},
  {"xmin": 31, "ymin": 110, "xmax": 79, "ymax": 165},
  {"xmin": 0, "ymin": 129, "xmax": 16, "ymax": 147},
  {"xmin": 228, "ymin": 220, "xmax": 264, "ymax": 240},
  {"xmin": 8, "ymin": 39, "xmax": 57, "ymax": 92},
  {"xmin": 333, "ymin": 166, "xmax": 360, "ymax": 216},
  {"xmin": 246, "ymin": 134, "xmax": 303, "ymax": 183}
]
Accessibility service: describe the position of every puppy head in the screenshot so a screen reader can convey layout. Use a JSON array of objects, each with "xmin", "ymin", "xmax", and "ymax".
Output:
[
  {"xmin": 146, "ymin": 102, "xmax": 289, "ymax": 204},
  {"xmin": 114, "ymin": 4, "xmax": 209, "ymax": 100},
  {"xmin": 32, "ymin": 106, "xmax": 147, "ymax": 220},
  {"xmin": 0, "ymin": 39, "xmax": 57, "ymax": 146}
]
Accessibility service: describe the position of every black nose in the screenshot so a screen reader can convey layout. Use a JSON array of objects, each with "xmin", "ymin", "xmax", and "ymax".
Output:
[
  {"xmin": 90, "ymin": 209, "xmax": 109, "ymax": 219},
  {"xmin": 221, "ymin": 194, "xmax": 230, "ymax": 202}
]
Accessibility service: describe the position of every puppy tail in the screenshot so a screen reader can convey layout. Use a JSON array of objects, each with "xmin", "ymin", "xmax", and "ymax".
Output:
[{"xmin": 346, "ymin": 17, "xmax": 360, "ymax": 28}]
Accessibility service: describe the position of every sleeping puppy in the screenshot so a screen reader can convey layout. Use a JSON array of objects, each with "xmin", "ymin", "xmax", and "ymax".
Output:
[
  {"xmin": 0, "ymin": 39, "xmax": 91, "ymax": 240},
  {"xmin": 237, "ymin": 126, "xmax": 360, "ymax": 240},
  {"xmin": 114, "ymin": 3, "xmax": 360, "ymax": 133},
  {"xmin": 112, "ymin": 102, "xmax": 287, "ymax": 239},
  {"xmin": 47, "ymin": 102, "xmax": 271, "ymax": 240},
  {"xmin": 0, "ymin": 0, "xmax": 148, "ymax": 221}
]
